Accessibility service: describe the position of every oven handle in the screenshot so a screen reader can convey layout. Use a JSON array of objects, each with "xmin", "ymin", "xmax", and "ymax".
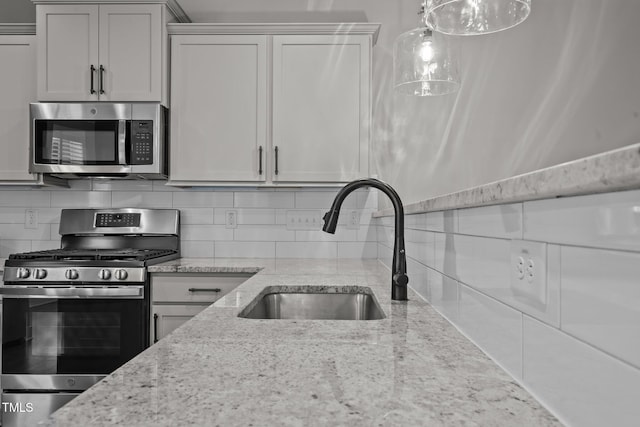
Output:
[{"xmin": 0, "ymin": 286, "xmax": 144, "ymax": 299}]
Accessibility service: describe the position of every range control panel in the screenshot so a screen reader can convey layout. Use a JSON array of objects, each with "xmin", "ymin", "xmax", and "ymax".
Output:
[
  {"xmin": 95, "ymin": 212, "xmax": 141, "ymax": 228},
  {"xmin": 130, "ymin": 120, "xmax": 153, "ymax": 165}
]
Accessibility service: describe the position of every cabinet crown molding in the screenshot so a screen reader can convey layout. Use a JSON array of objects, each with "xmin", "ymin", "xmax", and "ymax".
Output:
[
  {"xmin": 0, "ymin": 24, "xmax": 36, "ymax": 35},
  {"xmin": 168, "ymin": 23, "xmax": 381, "ymax": 45},
  {"xmin": 30, "ymin": 0, "xmax": 190, "ymax": 23}
]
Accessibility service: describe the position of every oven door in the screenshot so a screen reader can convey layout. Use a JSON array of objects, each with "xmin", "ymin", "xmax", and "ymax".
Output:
[{"xmin": 1, "ymin": 286, "xmax": 147, "ymax": 381}]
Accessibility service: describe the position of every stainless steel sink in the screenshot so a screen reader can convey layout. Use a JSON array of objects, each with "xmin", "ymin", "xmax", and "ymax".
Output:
[{"xmin": 238, "ymin": 286, "xmax": 386, "ymax": 320}]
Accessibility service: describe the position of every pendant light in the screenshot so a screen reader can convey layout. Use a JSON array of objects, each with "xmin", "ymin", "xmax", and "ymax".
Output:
[
  {"xmin": 393, "ymin": 2, "xmax": 460, "ymax": 96},
  {"xmin": 425, "ymin": 0, "xmax": 531, "ymax": 36}
]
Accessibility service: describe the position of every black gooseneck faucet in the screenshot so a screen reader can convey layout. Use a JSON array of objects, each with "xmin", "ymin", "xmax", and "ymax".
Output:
[{"xmin": 322, "ymin": 178, "xmax": 408, "ymax": 301}]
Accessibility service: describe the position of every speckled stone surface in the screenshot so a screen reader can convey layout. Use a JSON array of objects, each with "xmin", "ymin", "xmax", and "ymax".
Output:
[
  {"xmin": 375, "ymin": 142, "xmax": 640, "ymax": 216},
  {"xmin": 46, "ymin": 259, "xmax": 560, "ymax": 426}
]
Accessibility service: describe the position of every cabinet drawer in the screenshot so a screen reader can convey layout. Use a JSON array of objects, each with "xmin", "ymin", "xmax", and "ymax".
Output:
[{"xmin": 151, "ymin": 273, "xmax": 251, "ymax": 303}]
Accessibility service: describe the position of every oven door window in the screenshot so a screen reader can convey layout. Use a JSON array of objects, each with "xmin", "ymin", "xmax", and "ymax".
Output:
[
  {"xmin": 2, "ymin": 298, "xmax": 146, "ymax": 375},
  {"xmin": 34, "ymin": 120, "xmax": 121, "ymax": 165}
]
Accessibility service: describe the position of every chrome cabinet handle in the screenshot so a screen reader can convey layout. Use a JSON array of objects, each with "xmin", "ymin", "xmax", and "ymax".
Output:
[
  {"xmin": 99, "ymin": 65, "xmax": 105, "ymax": 94},
  {"xmin": 188, "ymin": 288, "xmax": 221, "ymax": 293},
  {"xmin": 90, "ymin": 65, "xmax": 96, "ymax": 94},
  {"xmin": 258, "ymin": 145, "xmax": 263, "ymax": 175},
  {"xmin": 274, "ymin": 146, "xmax": 279, "ymax": 175},
  {"xmin": 153, "ymin": 313, "xmax": 159, "ymax": 343}
]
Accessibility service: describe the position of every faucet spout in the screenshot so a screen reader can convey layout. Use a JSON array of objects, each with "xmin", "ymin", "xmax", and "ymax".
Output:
[{"xmin": 322, "ymin": 178, "xmax": 408, "ymax": 301}]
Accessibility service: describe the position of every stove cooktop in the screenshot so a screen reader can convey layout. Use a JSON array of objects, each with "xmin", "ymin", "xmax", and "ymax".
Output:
[{"xmin": 9, "ymin": 248, "xmax": 177, "ymax": 262}]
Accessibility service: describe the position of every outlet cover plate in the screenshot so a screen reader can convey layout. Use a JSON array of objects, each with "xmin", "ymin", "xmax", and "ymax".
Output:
[
  {"xmin": 510, "ymin": 240, "xmax": 547, "ymax": 307},
  {"xmin": 286, "ymin": 210, "xmax": 323, "ymax": 230}
]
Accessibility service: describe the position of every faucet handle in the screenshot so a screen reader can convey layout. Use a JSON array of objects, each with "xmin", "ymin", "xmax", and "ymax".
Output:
[{"xmin": 393, "ymin": 273, "xmax": 408, "ymax": 287}]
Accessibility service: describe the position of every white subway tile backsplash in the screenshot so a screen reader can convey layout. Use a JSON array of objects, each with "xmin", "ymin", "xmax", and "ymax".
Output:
[
  {"xmin": 405, "ymin": 228, "xmax": 434, "ymax": 267},
  {"xmin": 0, "ymin": 190, "xmax": 50, "ymax": 207},
  {"xmin": 377, "ymin": 243, "xmax": 393, "ymax": 271},
  {"xmin": 92, "ymin": 180, "xmax": 154, "ymax": 192},
  {"xmin": 31, "ymin": 240, "xmax": 61, "ymax": 251},
  {"xmin": 173, "ymin": 191, "xmax": 233, "ymax": 208},
  {"xmin": 179, "ymin": 208, "xmax": 214, "ymax": 225},
  {"xmin": 295, "ymin": 228, "xmax": 357, "ymax": 242},
  {"xmin": 275, "ymin": 242, "xmax": 337, "ymax": 258},
  {"xmin": 405, "ymin": 213, "xmax": 428, "ymax": 230},
  {"xmin": 407, "ymin": 257, "xmax": 429, "ymax": 302},
  {"xmin": 51, "ymin": 191, "xmax": 111, "ymax": 208},
  {"xmin": 234, "ymin": 191, "xmax": 294, "ymax": 209},
  {"xmin": 426, "ymin": 268, "xmax": 459, "ymax": 322},
  {"xmin": 426, "ymin": 210, "xmax": 457, "ymax": 233},
  {"xmin": 234, "ymin": 225, "xmax": 294, "ymax": 242},
  {"xmin": 0, "ymin": 240, "xmax": 31, "ymax": 258},
  {"xmin": 181, "ymin": 241, "xmax": 215, "ymax": 258},
  {"xmin": 457, "ymin": 203, "xmax": 523, "ymax": 239},
  {"xmin": 214, "ymin": 209, "xmax": 276, "ymax": 225},
  {"xmin": 561, "ymin": 246, "xmax": 640, "ymax": 369},
  {"xmin": 0, "ymin": 224, "xmax": 51, "ymax": 240},
  {"xmin": 337, "ymin": 242, "xmax": 377, "ymax": 259},
  {"xmin": 112, "ymin": 191, "xmax": 172, "ymax": 208},
  {"xmin": 215, "ymin": 241, "xmax": 275, "ymax": 258},
  {"xmin": 181, "ymin": 225, "xmax": 233, "ymax": 241},
  {"xmin": 523, "ymin": 316, "xmax": 640, "ymax": 427},
  {"xmin": 524, "ymin": 189, "xmax": 640, "ymax": 251},
  {"xmin": 458, "ymin": 285, "xmax": 522, "ymax": 380}
]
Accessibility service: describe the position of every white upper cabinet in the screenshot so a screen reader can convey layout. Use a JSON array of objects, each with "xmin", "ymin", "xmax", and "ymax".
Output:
[
  {"xmin": 170, "ymin": 35, "xmax": 267, "ymax": 183},
  {"xmin": 34, "ymin": 1, "xmax": 187, "ymax": 103},
  {"xmin": 167, "ymin": 24, "xmax": 379, "ymax": 186},
  {"xmin": 0, "ymin": 29, "xmax": 40, "ymax": 184},
  {"xmin": 272, "ymin": 35, "xmax": 370, "ymax": 183}
]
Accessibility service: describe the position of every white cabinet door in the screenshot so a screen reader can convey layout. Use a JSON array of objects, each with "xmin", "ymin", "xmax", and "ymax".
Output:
[
  {"xmin": 151, "ymin": 304, "xmax": 206, "ymax": 344},
  {"xmin": 169, "ymin": 35, "xmax": 267, "ymax": 183},
  {"xmin": 98, "ymin": 4, "xmax": 162, "ymax": 102},
  {"xmin": 272, "ymin": 35, "xmax": 370, "ymax": 182},
  {"xmin": 0, "ymin": 35, "xmax": 39, "ymax": 183},
  {"xmin": 36, "ymin": 4, "xmax": 99, "ymax": 101},
  {"xmin": 36, "ymin": 4, "xmax": 162, "ymax": 102}
]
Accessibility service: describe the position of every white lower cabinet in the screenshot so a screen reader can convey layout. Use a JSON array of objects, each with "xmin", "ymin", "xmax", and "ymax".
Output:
[{"xmin": 150, "ymin": 273, "xmax": 251, "ymax": 344}]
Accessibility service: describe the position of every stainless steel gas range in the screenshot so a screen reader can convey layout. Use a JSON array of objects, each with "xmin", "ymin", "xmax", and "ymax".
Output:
[{"xmin": 0, "ymin": 208, "xmax": 180, "ymax": 427}]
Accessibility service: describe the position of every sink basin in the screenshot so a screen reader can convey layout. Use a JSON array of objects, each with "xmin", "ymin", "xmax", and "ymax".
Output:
[{"xmin": 238, "ymin": 286, "xmax": 386, "ymax": 320}]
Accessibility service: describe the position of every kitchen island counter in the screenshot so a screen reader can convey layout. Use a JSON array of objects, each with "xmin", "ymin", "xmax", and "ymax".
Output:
[{"xmin": 47, "ymin": 258, "xmax": 559, "ymax": 426}]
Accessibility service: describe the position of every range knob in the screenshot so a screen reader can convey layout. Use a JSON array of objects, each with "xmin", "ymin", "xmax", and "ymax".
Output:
[
  {"xmin": 65, "ymin": 269, "xmax": 79, "ymax": 280},
  {"xmin": 17, "ymin": 267, "xmax": 30, "ymax": 279},
  {"xmin": 114, "ymin": 269, "xmax": 128, "ymax": 281},
  {"xmin": 34, "ymin": 268, "xmax": 48, "ymax": 280},
  {"xmin": 98, "ymin": 269, "xmax": 112, "ymax": 280}
]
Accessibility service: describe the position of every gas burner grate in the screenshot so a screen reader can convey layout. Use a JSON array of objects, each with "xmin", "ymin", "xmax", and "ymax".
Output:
[{"xmin": 9, "ymin": 249, "xmax": 177, "ymax": 262}]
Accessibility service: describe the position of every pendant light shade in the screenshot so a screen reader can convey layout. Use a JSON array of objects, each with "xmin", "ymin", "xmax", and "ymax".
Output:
[
  {"xmin": 393, "ymin": 28, "xmax": 459, "ymax": 96},
  {"xmin": 425, "ymin": 0, "xmax": 531, "ymax": 35}
]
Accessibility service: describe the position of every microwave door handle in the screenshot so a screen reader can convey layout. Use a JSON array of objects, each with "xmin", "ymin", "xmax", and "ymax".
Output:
[{"xmin": 118, "ymin": 120, "xmax": 127, "ymax": 165}]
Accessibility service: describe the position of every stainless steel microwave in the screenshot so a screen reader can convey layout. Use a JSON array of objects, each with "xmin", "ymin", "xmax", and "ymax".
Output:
[{"xmin": 30, "ymin": 103, "xmax": 168, "ymax": 179}]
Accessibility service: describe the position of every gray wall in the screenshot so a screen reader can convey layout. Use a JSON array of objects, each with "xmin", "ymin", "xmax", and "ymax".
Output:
[{"xmin": 0, "ymin": 0, "xmax": 34, "ymax": 22}]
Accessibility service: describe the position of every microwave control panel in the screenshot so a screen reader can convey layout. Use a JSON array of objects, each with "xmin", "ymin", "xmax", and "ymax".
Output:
[{"xmin": 130, "ymin": 120, "xmax": 153, "ymax": 165}]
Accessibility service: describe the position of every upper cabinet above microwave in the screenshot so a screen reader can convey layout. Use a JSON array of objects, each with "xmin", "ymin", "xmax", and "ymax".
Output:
[{"xmin": 33, "ymin": 0, "xmax": 190, "ymax": 104}]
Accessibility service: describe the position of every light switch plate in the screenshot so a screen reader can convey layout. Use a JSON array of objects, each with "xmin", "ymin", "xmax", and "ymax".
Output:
[
  {"xmin": 510, "ymin": 240, "xmax": 547, "ymax": 307},
  {"xmin": 285, "ymin": 210, "xmax": 323, "ymax": 230}
]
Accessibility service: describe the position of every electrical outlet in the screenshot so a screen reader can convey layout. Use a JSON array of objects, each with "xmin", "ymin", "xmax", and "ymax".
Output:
[
  {"xmin": 225, "ymin": 210, "xmax": 237, "ymax": 229},
  {"xmin": 285, "ymin": 210, "xmax": 322, "ymax": 230},
  {"xmin": 25, "ymin": 209, "xmax": 38, "ymax": 229},
  {"xmin": 346, "ymin": 210, "xmax": 360, "ymax": 229},
  {"xmin": 510, "ymin": 240, "xmax": 547, "ymax": 306}
]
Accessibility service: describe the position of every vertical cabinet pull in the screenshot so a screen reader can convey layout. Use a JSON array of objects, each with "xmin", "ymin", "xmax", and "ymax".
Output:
[
  {"xmin": 99, "ymin": 65, "xmax": 105, "ymax": 95},
  {"xmin": 274, "ymin": 146, "xmax": 279, "ymax": 176},
  {"xmin": 153, "ymin": 313, "xmax": 159, "ymax": 343},
  {"xmin": 90, "ymin": 65, "xmax": 96, "ymax": 94},
  {"xmin": 258, "ymin": 146, "xmax": 263, "ymax": 175}
]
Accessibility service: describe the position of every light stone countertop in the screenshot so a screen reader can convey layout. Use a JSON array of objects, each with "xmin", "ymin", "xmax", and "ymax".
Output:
[
  {"xmin": 375, "ymin": 142, "xmax": 640, "ymax": 216},
  {"xmin": 46, "ymin": 258, "xmax": 560, "ymax": 426}
]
